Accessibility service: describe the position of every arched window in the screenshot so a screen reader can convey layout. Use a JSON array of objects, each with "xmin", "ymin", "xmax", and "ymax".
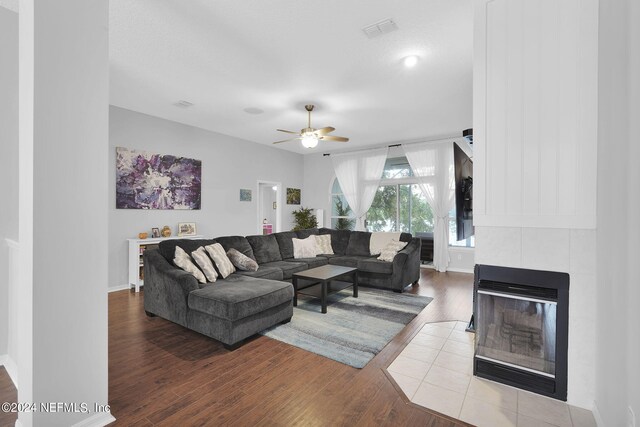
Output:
[{"xmin": 330, "ymin": 178, "xmax": 356, "ymax": 230}]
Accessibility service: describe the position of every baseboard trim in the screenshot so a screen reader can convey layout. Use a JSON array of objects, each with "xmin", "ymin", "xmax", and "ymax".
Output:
[
  {"xmin": 0, "ymin": 354, "xmax": 18, "ymax": 389},
  {"xmin": 446, "ymin": 267, "xmax": 474, "ymax": 274},
  {"xmin": 592, "ymin": 401, "xmax": 604, "ymax": 427},
  {"xmin": 71, "ymin": 412, "xmax": 116, "ymax": 427},
  {"xmin": 108, "ymin": 284, "xmax": 130, "ymax": 293}
]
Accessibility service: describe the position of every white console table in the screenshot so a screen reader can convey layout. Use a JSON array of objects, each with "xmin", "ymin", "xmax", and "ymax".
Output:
[{"xmin": 128, "ymin": 235, "xmax": 204, "ymax": 292}]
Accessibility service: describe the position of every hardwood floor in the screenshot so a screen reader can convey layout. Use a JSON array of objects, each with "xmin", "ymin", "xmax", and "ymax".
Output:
[
  {"xmin": 0, "ymin": 367, "xmax": 17, "ymax": 427},
  {"xmin": 0, "ymin": 267, "xmax": 473, "ymax": 427}
]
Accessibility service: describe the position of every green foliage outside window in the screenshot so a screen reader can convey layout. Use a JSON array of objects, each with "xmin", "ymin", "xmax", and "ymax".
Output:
[{"xmin": 333, "ymin": 198, "xmax": 355, "ymax": 230}]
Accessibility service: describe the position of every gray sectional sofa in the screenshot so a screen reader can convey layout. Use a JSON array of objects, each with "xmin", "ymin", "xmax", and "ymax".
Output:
[{"xmin": 143, "ymin": 228, "xmax": 421, "ymax": 349}]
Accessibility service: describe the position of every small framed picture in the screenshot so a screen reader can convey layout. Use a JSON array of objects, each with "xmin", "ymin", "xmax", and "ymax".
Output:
[
  {"xmin": 178, "ymin": 222, "xmax": 197, "ymax": 237},
  {"xmin": 273, "ymin": 201, "xmax": 277, "ymax": 210},
  {"xmin": 151, "ymin": 227, "xmax": 161, "ymax": 238},
  {"xmin": 286, "ymin": 188, "xmax": 301, "ymax": 205},
  {"xmin": 239, "ymin": 189, "xmax": 252, "ymax": 202}
]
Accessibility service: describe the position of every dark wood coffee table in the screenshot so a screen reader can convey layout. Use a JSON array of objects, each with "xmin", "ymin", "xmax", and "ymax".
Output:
[{"xmin": 292, "ymin": 265, "xmax": 358, "ymax": 314}]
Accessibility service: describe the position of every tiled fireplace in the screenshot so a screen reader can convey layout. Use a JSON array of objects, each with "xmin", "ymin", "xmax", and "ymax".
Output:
[{"xmin": 473, "ymin": 264, "xmax": 569, "ymax": 401}]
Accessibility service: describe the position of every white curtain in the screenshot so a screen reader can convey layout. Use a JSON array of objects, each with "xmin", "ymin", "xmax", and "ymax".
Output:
[
  {"xmin": 403, "ymin": 141, "xmax": 455, "ymax": 272},
  {"xmin": 331, "ymin": 147, "xmax": 388, "ymax": 231}
]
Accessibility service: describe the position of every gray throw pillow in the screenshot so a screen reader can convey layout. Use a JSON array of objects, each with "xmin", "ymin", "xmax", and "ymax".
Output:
[{"xmin": 227, "ymin": 248, "xmax": 259, "ymax": 272}]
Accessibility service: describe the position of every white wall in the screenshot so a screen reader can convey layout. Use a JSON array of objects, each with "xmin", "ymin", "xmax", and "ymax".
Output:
[
  {"xmin": 108, "ymin": 106, "xmax": 304, "ymax": 289},
  {"xmin": 20, "ymin": 1, "xmax": 111, "ymax": 426},
  {"xmin": 594, "ymin": 0, "xmax": 639, "ymax": 425},
  {"xmin": 303, "ymin": 146, "xmax": 475, "ymax": 272},
  {"xmin": 0, "ymin": 6, "xmax": 18, "ymax": 363},
  {"xmin": 473, "ymin": 0, "xmax": 599, "ymax": 409}
]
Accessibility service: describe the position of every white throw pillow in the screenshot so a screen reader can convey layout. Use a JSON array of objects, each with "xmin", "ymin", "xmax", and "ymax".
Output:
[
  {"xmin": 293, "ymin": 236, "xmax": 318, "ymax": 259},
  {"xmin": 191, "ymin": 247, "xmax": 218, "ymax": 282},
  {"xmin": 377, "ymin": 240, "xmax": 408, "ymax": 262},
  {"xmin": 315, "ymin": 234, "xmax": 334, "ymax": 255},
  {"xmin": 205, "ymin": 243, "xmax": 236, "ymax": 279},
  {"xmin": 370, "ymin": 232, "xmax": 402, "ymax": 256},
  {"xmin": 174, "ymin": 246, "xmax": 206, "ymax": 284}
]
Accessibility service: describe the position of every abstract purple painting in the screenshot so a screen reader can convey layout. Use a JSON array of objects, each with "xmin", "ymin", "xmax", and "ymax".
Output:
[{"xmin": 116, "ymin": 147, "xmax": 201, "ymax": 210}]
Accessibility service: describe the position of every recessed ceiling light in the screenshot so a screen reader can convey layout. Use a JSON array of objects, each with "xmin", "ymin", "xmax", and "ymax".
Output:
[
  {"xmin": 173, "ymin": 100, "xmax": 194, "ymax": 108},
  {"xmin": 403, "ymin": 55, "xmax": 419, "ymax": 68},
  {"xmin": 243, "ymin": 107, "xmax": 264, "ymax": 115}
]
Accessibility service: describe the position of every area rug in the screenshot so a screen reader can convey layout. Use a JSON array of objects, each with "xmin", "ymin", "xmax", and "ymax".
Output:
[{"xmin": 260, "ymin": 288, "xmax": 432, "ymax": 368}]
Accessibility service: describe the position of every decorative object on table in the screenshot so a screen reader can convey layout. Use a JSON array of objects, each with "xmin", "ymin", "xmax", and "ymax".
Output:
[
  {"xmin": 272, "ymin": 201, "xmax": 277, "ymax": 210},
  {"xmin": 115, "ymin": 147, "xmax": 201, "ymax": 210},
  {"xmin": 262, "ymin": 224, "xmax": 273, "ymax": 235},
  {"xmin": 138, "ymin": 232, "xmax": 148, "ymax": 239},
  {"xmin": 291, "ymin": 206, "xmax": 318, "ymax": 231},
  {"xmin": 239, "ymin": 188, "xmax": 252, "ymax": 201},
  {"xmin": 151, "ymin": 227, "xmax": 161, "ymax": 238},
  {"xmin": 161, "ymin": 225, "xmax": 172, "ymax": 237},
  {"xmin": 286, "ymin": 188, "xmax": 301, "ymax": 204},
  {"xmin": 177, "ymin": 222, "xmax": 196, "ymax": 236},
  {"xmin": 261, "ymin": 288, "xmax": 432, "ymax": 368},
  {"xmin": 272, "ymin": 104, "xmax": 349, "ymax": 148}
]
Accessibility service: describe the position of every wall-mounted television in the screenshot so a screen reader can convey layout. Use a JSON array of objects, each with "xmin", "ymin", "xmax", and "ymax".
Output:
[{"xmin": 454, "ymin": 142, "xmax": 473, "ymax": 241}]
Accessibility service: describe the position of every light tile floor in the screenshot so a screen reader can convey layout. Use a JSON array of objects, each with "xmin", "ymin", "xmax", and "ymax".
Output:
[{"xmin": 386, "ymin": 321, "xmax": 597, "ymax": 427}]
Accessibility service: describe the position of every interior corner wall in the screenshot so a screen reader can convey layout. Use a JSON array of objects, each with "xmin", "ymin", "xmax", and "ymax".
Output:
[
  {"xmin": 594, "ymin": 0, "xmax": 638, "ymax": 425},
  {"xmin": 108, "ymin": 106, "xmax": 304, "ymax": 290},
  {"xmin": 20, "ymin": 0, "xmax": 111, "ymax": 425},
  {"xmin": 0, "ymin": 6, "xmax": 19, "ymax": 361}
]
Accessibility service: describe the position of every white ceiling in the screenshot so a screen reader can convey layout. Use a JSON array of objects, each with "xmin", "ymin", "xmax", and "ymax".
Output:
[{"xmin": 109, "ymin": 0, "xmax": 472, "ymax": 154}]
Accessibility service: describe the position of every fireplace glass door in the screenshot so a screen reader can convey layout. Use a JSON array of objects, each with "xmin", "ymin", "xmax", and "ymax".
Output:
[{"xmin": 476, "ymin": 289, "xmax": 557, "ymax": 377}]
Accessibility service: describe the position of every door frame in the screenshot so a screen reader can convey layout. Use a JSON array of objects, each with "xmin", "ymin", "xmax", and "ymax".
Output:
[{"xmin": 256, "ymin": 180, "xmax": 282, "ymax": 234}]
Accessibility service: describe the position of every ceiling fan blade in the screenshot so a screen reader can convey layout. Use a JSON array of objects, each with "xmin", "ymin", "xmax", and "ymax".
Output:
[
  {"xmin": 272, "ymin": 138, "xmax": 300, "ymax": 144},
  {"xmin": 276, "ymin": 129, "xmax": 300, "ymax": 135},
  {"xmin": 320, "ymin": 135, "xmax": 349, "ymax": 142},
  {"xmin": 315, "ymin": 126, "xmax": 335, "ymax": 135}
]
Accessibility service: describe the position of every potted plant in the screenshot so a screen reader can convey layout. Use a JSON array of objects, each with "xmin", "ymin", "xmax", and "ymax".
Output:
[{"xmin": 292, "ymin": 207, "xmax": 318, "ymax": 231}]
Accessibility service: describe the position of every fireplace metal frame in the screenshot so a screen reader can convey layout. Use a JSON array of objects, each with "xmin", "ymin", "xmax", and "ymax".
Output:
[{"xmin": 473, "ymin": 264, "xmax": 569, "ymax": 401}]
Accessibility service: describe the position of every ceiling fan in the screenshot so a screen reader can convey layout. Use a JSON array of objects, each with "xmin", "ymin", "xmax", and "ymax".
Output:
[{"xmin": 273, "ymin": 105, "xmax": 349, "ymax": 148}]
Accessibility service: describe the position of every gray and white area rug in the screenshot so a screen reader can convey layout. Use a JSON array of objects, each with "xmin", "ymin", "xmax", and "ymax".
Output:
[{"xmin": 260, "ymin": 288, "xmax": 432, "ymax": 368}]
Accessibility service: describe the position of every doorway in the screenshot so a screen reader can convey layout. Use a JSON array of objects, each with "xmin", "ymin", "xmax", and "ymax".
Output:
[{"xmin": 257, "ymin": 181, "xmax": 281, "ymax": 235}]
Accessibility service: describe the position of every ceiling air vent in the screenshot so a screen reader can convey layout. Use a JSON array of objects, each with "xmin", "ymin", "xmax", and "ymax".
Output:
[
  {"xmin": 173, "ymin": 100, "xmax": 194, "ymax": 108},
  {"xmin": 362, "ymin": 19, "xmax": 398, "ymax": 39}
]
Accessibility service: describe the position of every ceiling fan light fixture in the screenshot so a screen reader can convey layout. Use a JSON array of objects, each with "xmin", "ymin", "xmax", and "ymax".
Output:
[
  {"xmin": 403, "ymin": 55, "xmax": 419, "ymax": 68},
  {"xmin": 301, "ymin": 134, "xmax": 319, "ymax": 148}
]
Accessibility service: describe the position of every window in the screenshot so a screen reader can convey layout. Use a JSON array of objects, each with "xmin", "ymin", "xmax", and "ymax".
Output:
[
  {"xmin": 329, "ymin": 155, "xmax": 474, "ymax": 247},
  {"xmin": 366, "ymin": 157, "xmax": 434, "ymax": 235},
  {"xmin": 330, "ymin": 178, "xmax": 356, "ymax": 230}
]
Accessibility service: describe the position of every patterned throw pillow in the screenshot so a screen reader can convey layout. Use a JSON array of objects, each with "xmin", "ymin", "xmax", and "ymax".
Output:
[
  {"xmin": 227, "ymin": 248, "xmax": 259, "ymax": 272},
  {"xmin": 292, "ymin": 236, "xmax": 318, "ymax": 259},
  {"xmin": 315, "ymin": 234, "xmax": 334, "ymax": 255},
  {"xmin": 205, "ymin": 243, "xmax": 236, "ymax": 278},
  {"xmin": 377, "ymin": 240, "xmax": 408, "ymax": 262},
  {"xmin": 191, "ymin": 247, "xmax": 218, "ymax": 282},
  {"xmin": 174, "ymin": 246, "xmax": 206, "ymax": 284}
]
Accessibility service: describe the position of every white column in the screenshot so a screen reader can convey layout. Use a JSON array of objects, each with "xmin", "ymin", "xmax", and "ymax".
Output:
[{"xmin": 19, "ymin": 1, "xmax": 112, "ymax": 426}]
